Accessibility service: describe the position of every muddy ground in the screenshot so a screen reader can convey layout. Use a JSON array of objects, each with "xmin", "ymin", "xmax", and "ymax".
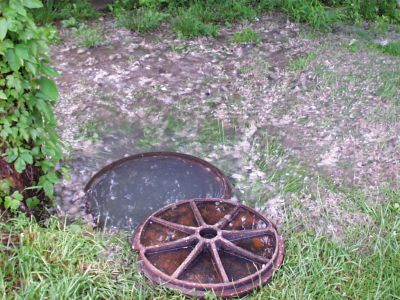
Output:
[{"xmin": 52, "ymin": 13, "xmax": 400, "ymax": 240}]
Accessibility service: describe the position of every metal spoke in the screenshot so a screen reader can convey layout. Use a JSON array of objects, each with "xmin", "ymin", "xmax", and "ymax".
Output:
[
  {"xmin": 190, "ymin": 201, "xmax": 206, "ymax": 226},
  {"xmin": 210, "ymin": 242, "xmax": 229, "ymax": 283},
  {"xmin": 145, "ymin": 236, "xmax": 197, "ymax": 255},
  {"xmin": 215, "ymin": 205, "xmax": 241, "ymax": 229},
  {"xmin": 151, "ymin": 216, "xmax": 197, "ymax": 235},
  {"xmin": 171, "ymin": 241, "xmax": 205, "ymax": 279},
  {"xmin": 220, "ymin": 238, "xmax": 269, "ymax": 264},
  {"xmin": 221, "ymin": 227, "xmax": 274, "ymax": 242}
]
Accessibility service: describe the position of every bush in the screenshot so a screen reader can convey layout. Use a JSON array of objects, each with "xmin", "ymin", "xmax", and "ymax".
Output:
[{"xmin": 0, "ymin": 0, "xmax": 64, "ymax": 213}]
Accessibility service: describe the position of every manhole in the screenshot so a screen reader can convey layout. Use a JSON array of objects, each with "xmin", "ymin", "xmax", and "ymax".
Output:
[
  {"xmin": 132, "ymin": 198, "xmax": 284, "ymax": 298},
  {"xmin": 85, "ymin": 152, "xmax": 232, "ymax": 230}
]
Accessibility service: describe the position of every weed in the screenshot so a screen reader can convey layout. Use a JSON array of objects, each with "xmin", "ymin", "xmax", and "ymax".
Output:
[
  {"xmin": 165, "ymin": 114, "xmax": 184, "ymax": 133},
  {"xmin": 198, "ymin": 120, "xmax": 226, "ymax": 145},
  {"xmin": 137, "ymin": 125, "xmax": 159, "ymax": 150},
  {"xmin": 377, "ymin": 41, "xmax": 400, "ymax": 57},
  {"xmin": 61, "ymin": 17, "xmax": 77, "ymax": 28},
  {"xmin": 34, "ymin": 0, "xmax": 100, "ymax": 24},
  {"xmin": 376, "ymin": 71, "xmax": 400, "ymax": 104},
  {"xmin": 172, "ymin": 13, "xmax": 219, "ymax": 38},
  {"xmin": 115, "ymin": 8, "xmax": 167, "ymax": 32},
  {"xmin": 289, "ymin": 52, "xmax": 317, "ymax": 71},
  {"xmin": 231, "ymin": 28, "xmax": 261, "ymax": 44},
  {"xmin": 74, "ymin": 24, "xmax": 106, "ymax": 48},
  {"xmin": 374, "ymin": 15, "xmax": 390, "ymax": 34}
]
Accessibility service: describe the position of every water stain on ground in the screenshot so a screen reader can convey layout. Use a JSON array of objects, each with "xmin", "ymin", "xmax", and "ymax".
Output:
[{"xmin": 52, "ymin": 13, "xmax": 399, "ymax": 239}]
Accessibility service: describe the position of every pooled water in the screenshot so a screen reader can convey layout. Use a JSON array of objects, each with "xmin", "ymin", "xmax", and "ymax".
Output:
[{"xmin": 85, "ymin": 154, "xmax": 230, "ymax": 231}]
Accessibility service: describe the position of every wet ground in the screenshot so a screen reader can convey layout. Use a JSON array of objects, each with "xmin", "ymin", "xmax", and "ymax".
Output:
[{"xmin": 52, "ymin": 13, "xmax": 400, "ymax": 239}]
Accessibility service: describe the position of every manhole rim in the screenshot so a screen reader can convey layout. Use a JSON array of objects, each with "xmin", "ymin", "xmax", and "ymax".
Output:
[
  {"xmin": 84, "ymin": 152, "xmax": 232, "ymax": 199},
  {"xmin": 132, "ymin": 198, "xmax": 284, "ymax": 297}
]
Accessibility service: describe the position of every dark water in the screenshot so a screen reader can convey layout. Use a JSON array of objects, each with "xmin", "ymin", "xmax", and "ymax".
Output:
[{"xmin": 85, "ymin": 154, "xmax": 230, "ymax": 231}]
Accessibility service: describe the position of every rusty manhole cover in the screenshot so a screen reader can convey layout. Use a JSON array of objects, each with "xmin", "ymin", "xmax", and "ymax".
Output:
[
  {"xmin": 133, "ymin": 198, "xmax": 284, "ymax": 297},
  {"xmin": 85, "ymin": 152, "xmax": 231, "ymax": 230}
]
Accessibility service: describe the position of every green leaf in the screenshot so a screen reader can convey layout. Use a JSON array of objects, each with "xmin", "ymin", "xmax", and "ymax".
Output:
[
  {"xmin": 42, "ymin": 180, "xmax": 54, "ymax": 197},
  {"xmin": 39, "ymin": 78, "xmax": 58, "ymax": 101},
  {"xmin": 15, "ymin": 44, "xmax": 29, "ymax": 61},
  {"xmin": 5, "ymin": 49, "xmax": 21, "ymax": 71},
  {"xmin": 26, "ymin": 197, "xmax": 40, "ymax": 210},
  {"xmin": 0, "ymin": 91, "xmax": 7, "ymax": 99},
  {"xmin": 20, "ymin": 151, "xmax": 33, "ymax": 164},
  {"xmin": 14, "ymin": 157, "xmax": 26, "ymax": 173},
  {"xmin": 10, "ymin": 0, "xmax": 27, "ymax": 16},
  {"xmin": 6, "ymin": 148, "xmax": 18, "ymax": 163},
  {"xmin": 23, "ymin": 0, "xmax": 43, "ymax": 8},
  {"xmin": 41, "ymin": 64, "xmax": 59, "ymax": 77},
  {"xmin": 4, "ymin": 195, "xmax": 21, "ymax": 210},
  {"xmin": 0, "ymin": 18, "xmax": 8, "ymax": 40}
]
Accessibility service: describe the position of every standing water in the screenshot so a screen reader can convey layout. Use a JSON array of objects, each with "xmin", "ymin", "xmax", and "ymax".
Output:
[{"xmin": 85, "ymin": 152, "xmax": 231, "ymax": 230}]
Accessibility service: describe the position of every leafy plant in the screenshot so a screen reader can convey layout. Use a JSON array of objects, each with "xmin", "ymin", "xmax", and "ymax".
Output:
[
  {"xmin": 232, "ymin": 28, "xmax": 261, "ymax": 44},
  {"xmin": 0, "ymin": 0, "xmax": 65, "ymax": 211}
]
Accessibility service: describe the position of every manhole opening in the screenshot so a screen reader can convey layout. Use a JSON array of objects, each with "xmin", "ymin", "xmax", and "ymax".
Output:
[
  {"xmin": 84, "ymin": 152, "xmax": 232, "ymax": 230},
  {"xmin": 199, "ymin": 228, "xmax": 217, "ymax": 239}
]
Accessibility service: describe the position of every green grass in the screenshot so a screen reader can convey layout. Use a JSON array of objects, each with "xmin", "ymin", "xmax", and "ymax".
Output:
[
  {"xmin": 137, "ymin": 125, "xmax": 159, "ymax": 150},
  {"xmin": 115, "ymin": 8, "xmax": 167, "ymax": 32},
  {"xmin": 33, "ymin": 0, "xmax": 100, "ymax": 24},
  {"xmin": 74, "ymin": 24, "xmax": 106, "ymax": 48},
  {"xmin": 288, "ymin": 52, "xmax": 318, "ymax": 71},
  {"xmin": 232, "ymin": 28, "xmax": 261, "ymax": 44},
  {"xmin": 1, "ymin": 191, "xmax": 398, "ymax": 298},
  {"xmin": 377, "ymin": 41, "xmax": 400, "ymax": 57},
  {"xmin": 198, "ymin": 120, "xmax": 227, "ymax": 145},
  {"xmin": 0, "ymin": 215, "xmax": 187, "ymax": 299},
  {"xmin": 172, "ymin": 13, "xmax": 219, "ymax": 38}
]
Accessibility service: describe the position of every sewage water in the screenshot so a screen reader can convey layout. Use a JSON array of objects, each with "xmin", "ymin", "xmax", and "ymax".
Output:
[{"xmin": 85, "ymin": 153, "xmax": 231, "ymax": 230}]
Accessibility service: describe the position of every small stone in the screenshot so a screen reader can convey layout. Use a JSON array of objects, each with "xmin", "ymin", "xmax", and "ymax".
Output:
[{"xmin": 77, "ymin": 48, "xmax": 86, "ymax": 54}]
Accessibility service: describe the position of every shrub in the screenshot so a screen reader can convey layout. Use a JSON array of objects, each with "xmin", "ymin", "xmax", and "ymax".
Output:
[{"xmin": 0, "ymin": 0, "xmax": 64, "ymax": 213}]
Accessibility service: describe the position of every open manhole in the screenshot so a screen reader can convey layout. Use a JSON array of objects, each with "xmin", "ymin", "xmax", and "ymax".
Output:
[
  {"xmin": 132, "ymin": 198, "xmax": 284, "ymax": 298},
  {"xmin": 85, "ymin": 152, "xmax": 232, "ymax": 230}
]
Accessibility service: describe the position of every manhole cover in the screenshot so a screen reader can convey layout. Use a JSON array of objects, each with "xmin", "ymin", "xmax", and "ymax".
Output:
[
  {"xmin": 85, "ymin": 152, "xmax": 231, "ymax": 230},
  {"xmin": 132, "ymin": 198, "xmax": 284, "ymax": 298}
]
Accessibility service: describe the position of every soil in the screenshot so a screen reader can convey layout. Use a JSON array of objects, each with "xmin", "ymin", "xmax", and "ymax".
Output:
[{"xmin": 51, "ymin": 13, "xmax": 400, "ymax": 239}]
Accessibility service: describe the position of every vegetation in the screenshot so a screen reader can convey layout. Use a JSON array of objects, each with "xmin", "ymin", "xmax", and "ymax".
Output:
[
  {"xmin": 232, "ymin": 28, "xmax": 261, "ymax": 44},
  {"xmin": 0, "ymin": 0, "xmax": 65, "ymax": 213},
  {"xmin": 115, "ymin": 7, "xmax": 167, "ymax": 32},
  {"xmin": 108, "ymin": 0, "xmax": 400, "ymax": 36},
  {"xmin": 33, "ymin": 0, "xmax": 99, "ymax": 24},
  {"xmin": 73, "ymin": 23, "xmax": 106, "ymax": 48},
  {"xmin": 1, "ymin": 190, "xmax": 398, "ymax": 298}
]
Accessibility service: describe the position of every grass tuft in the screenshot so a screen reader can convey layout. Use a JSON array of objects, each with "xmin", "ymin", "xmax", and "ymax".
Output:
[
  {"xmin": 115, "ymin": 8, "xmax": 167, "ymax": 32},
  {"xmin": 232, "ymin": 28, "xmax": 261, "ymax": 44},
  {"xmin": 74, "ymin": 24, "xmax": 106, "ymax": 48}
]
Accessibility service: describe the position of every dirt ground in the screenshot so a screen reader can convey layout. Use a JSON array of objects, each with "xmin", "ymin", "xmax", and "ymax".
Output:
[{"xmin": 52, "ymin": 13, "xmax": 400, "ymax": 240}]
